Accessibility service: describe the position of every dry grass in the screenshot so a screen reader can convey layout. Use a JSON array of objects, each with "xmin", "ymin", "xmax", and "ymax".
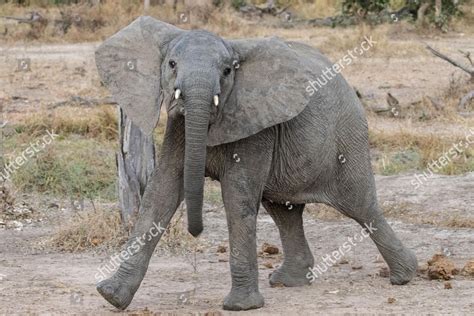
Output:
[
  {"xmin": 50, "ymin": 206, "xmax": 126, "ymax": 252},
  {"xmin": 369, "ymin": 128, "xmax": 474, "ymax": 175},
  {"xmin": 159, "ymin": 206, "xmax": 203, "ymax": 255},
  {"xmin": 450, "ymin": 0, "xmax": 474, "ymax": 33},
  {"xmin": 50, "ymin": 202, "xmax": 204, "ymax": 254},
  {"xmin": 204, "ymin": 179, "xmax": 223, "ymax": 206},
  {"xmin": 1, "ymin": 0, "xmax": 472, "ymax": 44},
  {"xmin": 0, "ymin": 184, "xmax": 15, "ymax": 215},
  {"xmin": 0, "ymin": 1, "xmax": 170, "ymax": 43},
  {"xmin": 318, "ymin": 23, "xmax": 427, "ymax": 58},
  {"xmin": 12, "ymin": 105, "xmax": 118, "ymax": 140},
  {"xmin": 282, "ymin": 0, "xmax": 343, "ymax": 19}
]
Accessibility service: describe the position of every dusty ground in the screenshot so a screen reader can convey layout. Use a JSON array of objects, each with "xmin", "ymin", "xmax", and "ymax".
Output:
[
  {"xmin": 0, "ymin": 173, "xmax": 473, "ymax": 315},
  {"xmin": 1, "ymin": 27, "xmax": 473, "ymax": 315}
]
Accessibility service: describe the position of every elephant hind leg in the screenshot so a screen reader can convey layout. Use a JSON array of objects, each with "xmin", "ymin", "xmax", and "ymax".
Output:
[
  {"xmin": 262, "ymin": 201, "xmax": 314, "ymax": 287},
  {"xmin": 328, "ymin": 177, "xmax": 417, "ymax": 285}
]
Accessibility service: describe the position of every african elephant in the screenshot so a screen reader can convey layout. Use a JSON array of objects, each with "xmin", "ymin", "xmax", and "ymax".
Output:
[{"xmin": 94, "ymin": 16, "xmax": 418, "ymax": 311}]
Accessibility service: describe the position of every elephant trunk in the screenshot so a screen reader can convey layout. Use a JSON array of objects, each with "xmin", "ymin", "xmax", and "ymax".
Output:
[{"xmin": 183, "ymin": 84, "xmax": 212, "ymax": 237}]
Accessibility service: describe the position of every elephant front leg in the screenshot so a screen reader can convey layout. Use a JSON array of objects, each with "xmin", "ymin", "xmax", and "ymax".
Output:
[
  {"xmin": 220, "ymin": 135, "xmax": 273, "ymax": 311},
  {"xmin": 222, "ymin": 197, "xmax": 263, "ymax": 311},
  {"xmin": 96, "ymin": 176, "xmax": 182, "ymax": 309},
  {"xmin": 97, "ymin": 118, "xmax": 185, "ymax": 310}
]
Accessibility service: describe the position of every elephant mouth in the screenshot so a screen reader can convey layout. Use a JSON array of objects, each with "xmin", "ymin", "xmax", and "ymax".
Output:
[{"xmin": 167, "ymin": 98, "xmax": 181, "ymax": 115}]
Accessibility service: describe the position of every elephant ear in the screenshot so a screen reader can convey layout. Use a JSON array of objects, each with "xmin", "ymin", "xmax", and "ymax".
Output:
[
  {"xmin": 207, "ymin": 37, "xmax": 315, "ymax": 146},
  {"xmin": 95, "ymin": 16, "xmax": 183, "ymax": 135}
]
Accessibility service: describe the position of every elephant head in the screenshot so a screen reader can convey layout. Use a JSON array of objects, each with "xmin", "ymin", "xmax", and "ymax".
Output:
[{"xmin": 95, "ymin": 16, "xmax": 313, "ymax": 237}]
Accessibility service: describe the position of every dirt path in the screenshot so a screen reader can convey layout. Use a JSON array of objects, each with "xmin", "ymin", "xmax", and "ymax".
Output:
[{"xmin": 0, "ymin": 173, "xmax": 473, "ymax": 315}]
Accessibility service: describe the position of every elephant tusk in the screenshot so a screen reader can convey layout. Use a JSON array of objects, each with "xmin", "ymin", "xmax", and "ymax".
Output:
[
  {"xmin": 175, "ymin": 89, "xmax": 181, "ymax": 100},
  {"xmin": 213, "ymin": 95, "xmax": 219, "ymax": 107}
]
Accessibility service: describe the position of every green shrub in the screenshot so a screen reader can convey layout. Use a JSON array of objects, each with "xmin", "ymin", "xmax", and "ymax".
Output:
[
  {"xmin": 231, "ymin": 0, "xmax": 246, "ymax": 9},
  {"xmin": 343, "ymin": 0, "xmax": 390, "ymax": 14}
]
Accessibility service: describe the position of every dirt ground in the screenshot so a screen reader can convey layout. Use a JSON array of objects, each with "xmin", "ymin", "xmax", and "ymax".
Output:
[
  {"xmin": 1, "ymin": 29, "xmax": 473, "ymax": 314},
  {"xmin": 0, "ymin": 173, "xmax": 473, "ymax": 314}
]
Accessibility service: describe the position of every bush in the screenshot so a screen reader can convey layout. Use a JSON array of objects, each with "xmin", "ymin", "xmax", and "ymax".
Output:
[
  {"xmin": 343, "ymin": 0, "xmax": 390, "ymax": 14},
  {"xmin": 231, "ymin": 0, "xmax": 246, "ymax": 9},
  {"xmin": 342, "ymin": 0, "xmax": 465, "ymax": 29}
]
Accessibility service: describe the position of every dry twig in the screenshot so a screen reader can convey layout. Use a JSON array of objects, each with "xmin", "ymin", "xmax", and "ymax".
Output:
[{"xmin": 426, "ymin": 45, "xmax": 474, "ymax": 82}]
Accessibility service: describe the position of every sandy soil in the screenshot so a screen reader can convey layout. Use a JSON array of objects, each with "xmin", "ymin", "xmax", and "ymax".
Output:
[{"xmin": 1, "ymin": 31, "xmax": 473, "ymax": 315}]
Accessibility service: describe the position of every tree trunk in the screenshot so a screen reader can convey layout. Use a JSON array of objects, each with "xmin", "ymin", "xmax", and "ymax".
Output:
[
  {"xmin": 417, "ymin": 1, "xmax": 431, "ymax": 25},
  {"xmin": 117, "ymin": 108, "xmax": 156, "ymax": 230},
  {"xmin": 435, "ymin": 0, "xmax": 442, "ymax": 17}
]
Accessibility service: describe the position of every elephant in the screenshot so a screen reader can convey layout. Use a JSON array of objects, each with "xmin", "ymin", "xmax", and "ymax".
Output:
[{"xmin": 94, "ymin": 16, "xmax": 418, "ymax": 311}]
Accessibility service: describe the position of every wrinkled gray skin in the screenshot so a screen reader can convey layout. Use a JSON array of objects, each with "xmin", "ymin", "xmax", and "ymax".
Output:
[{"xmin": 95, "ymin": 16, "xmax": 418, "ymax": 311}]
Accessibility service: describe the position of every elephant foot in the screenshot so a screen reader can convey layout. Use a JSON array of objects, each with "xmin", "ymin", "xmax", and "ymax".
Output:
[
  {"xmin": 269, "ymin": 265, "xmax": 312, "ymax": 287},
  {"xmin": 96, "ymin": 275, "xmax": 139, "ymax": 310},
  {"xmin": 223, "ymin": 289, "xmax": 264, "ymax": 311},
  {"xmin": 389, "ymin": 248, "xmax": 418, "ymax": 285}
]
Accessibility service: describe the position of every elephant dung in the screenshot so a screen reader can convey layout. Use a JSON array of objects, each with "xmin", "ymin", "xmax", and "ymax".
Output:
[
  {"xmin": 461, "ymin": 260, "xmax": 474, "ymax": 277},
  {"xmin": 216, "ymin": 245, "xmax": 227, "ymax": 253},
  {"xmin": 261, "ymin": 242, "xmax": 279, "ymax": 255},
  {"xmin": 426, "ymin": 253, "xmax": 459, "ymax": 280}
]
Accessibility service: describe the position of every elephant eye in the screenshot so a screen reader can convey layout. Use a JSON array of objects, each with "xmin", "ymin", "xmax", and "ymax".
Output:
[
  {"xmin": 169, "ymin": 60, "xmax": 176, "ymax": 69},
  {"xmin": 223, "ymin": 67, "xmax": 231, "ymax": 76}
]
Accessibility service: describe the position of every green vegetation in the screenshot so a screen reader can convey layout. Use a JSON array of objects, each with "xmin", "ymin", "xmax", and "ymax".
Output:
[
  {"xmin": 4, "ymin": 135, "xmax": 117, "ymax": 200},
  {"xmin": 343, "ymin": 0, "xmax": 390, "ymax": 14}
]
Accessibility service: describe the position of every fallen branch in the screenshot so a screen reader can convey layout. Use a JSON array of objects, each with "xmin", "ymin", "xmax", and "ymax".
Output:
[
  {"xmin": 459, "ymin": 50, "xmax": 473, "ymax": 66},
  {"xmin": 49, "ymin": 96, "xmax": 116, "ymax": 108},
  {"xmin": 426, "ymin": 44, "xmax": 474, "ymax": 82},
  {"xmin": 458, "ymin": 90, "xmax": 474, "ymax": 111},
  {"xmin": 0, "ymin": 12, "xmax": 46, "ymax": 24}
]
